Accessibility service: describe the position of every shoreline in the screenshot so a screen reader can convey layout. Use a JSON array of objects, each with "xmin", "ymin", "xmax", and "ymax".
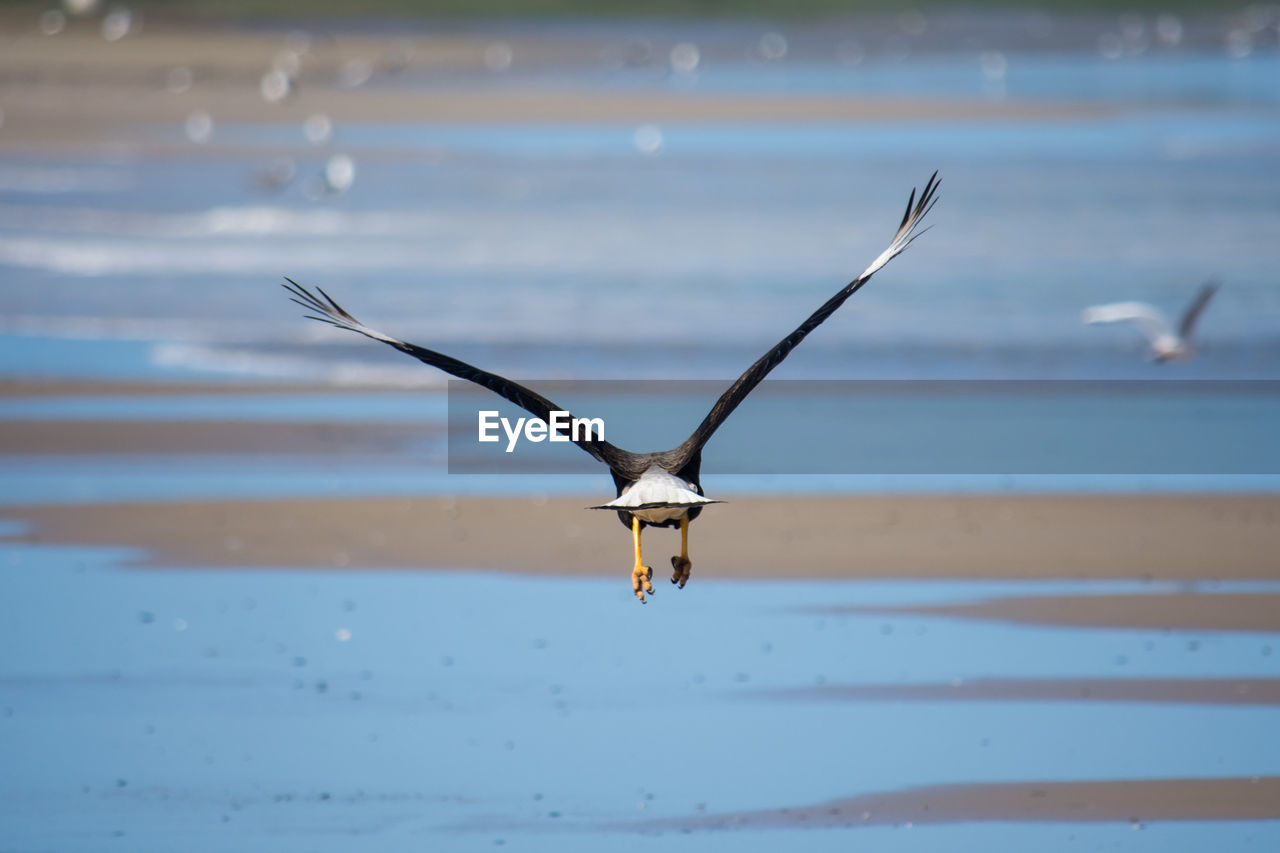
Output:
[
  {"xmin": 7, "ymin": 493, "xmax": 1279, "ymax": 582},
  {"xmin": 9, "ymin": 492, "xmax": 1279, "ymax": 632}
]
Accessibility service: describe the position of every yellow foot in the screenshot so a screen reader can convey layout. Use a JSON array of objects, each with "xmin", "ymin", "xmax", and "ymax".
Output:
[
  {"xmin": 632, "ymin": 563, "xmax": 654, "ymax": 603},
  {"xmin": 670, "ymin": 555, "xmax": 692, "ymax": 589}
]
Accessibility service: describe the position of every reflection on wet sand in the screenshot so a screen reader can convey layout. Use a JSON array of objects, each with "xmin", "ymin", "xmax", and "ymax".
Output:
[
  {"xmin": 642, "ymin": 776, "xmax": 1280, "ymax": 831},
  {"xmin": 747, "ymin": 677, "xmax": 1280, "ymax": 706},
  {"xmin": 828, "ymin": 592, "xmax": 1280, "ymax": 633}
]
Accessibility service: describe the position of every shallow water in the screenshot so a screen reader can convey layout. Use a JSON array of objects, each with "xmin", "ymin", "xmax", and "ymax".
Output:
[
  {"xmin": 4, "ymin": 381, "xmax": 1278, "ymax": 501},
  {"xmin": 2, "ymin": 543, "xmax": 1278, "ymax": 852}
]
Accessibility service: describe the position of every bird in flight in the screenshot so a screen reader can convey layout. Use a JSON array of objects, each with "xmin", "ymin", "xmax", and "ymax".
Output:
[
  {"xmin": 284, "ymin": 171, "xmax": 939, "ymax": 602},
  {"xmin": 1082, "ymin": 280, "xmax": 1219, "ymax": 362}
]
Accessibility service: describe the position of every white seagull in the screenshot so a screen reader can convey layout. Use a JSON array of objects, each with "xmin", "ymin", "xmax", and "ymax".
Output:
[{"xmin": 1082, "ymin": 281, "xmax": 1219, "ymax": 362}]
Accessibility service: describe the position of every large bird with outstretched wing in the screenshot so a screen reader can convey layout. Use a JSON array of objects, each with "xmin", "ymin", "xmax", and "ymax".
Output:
[{"xmin": 285, "ymin": 171, "xmax": 939, "ymax": 602}]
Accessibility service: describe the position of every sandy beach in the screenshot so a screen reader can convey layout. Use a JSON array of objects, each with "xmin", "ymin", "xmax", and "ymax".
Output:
[{"xmin": 9, "ymin": 490, "xmax": 1280, "ymax": 586}]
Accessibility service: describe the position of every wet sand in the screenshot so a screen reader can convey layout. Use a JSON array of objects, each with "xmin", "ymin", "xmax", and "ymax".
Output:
[
  {"xmin": 7, "ymin": 491, "xmax": 1280, "ymax": 588},
  {"xmin": 641, "ymin": 776, "xmax": 1280, "ymax": 830},
  {"xmin": 836, "ymin": 591, "xmax": 1280, "ymax": 633},
  {"xmin": 748, "ymin": 677, "xmax": 1280, "ymax": 706}
]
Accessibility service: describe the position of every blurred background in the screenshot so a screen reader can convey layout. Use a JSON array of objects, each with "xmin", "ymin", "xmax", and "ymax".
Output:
[{"xmin": 2, "ymin": 0, "xmax": 1278, "ymax": 391}]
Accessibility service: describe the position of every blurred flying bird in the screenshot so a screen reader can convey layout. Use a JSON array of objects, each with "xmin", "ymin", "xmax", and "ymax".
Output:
[
  {"xmin": 252, "ymin": 156, "xmax": 296, "ymax": 193},
  {"xmin": 284, "ymin": 172, "xmax": 939, "ymax": 602},
  {"xmin": 1082, "ymin": 281, "xmax": 1219, "ymax": 362}
]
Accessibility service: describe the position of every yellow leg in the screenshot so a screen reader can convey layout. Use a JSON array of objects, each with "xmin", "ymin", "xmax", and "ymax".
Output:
[
  {"xmin": 670, "ymin": 516, "xmax": 693, "ymax": 589},
  {"xmin": 631, "ymin": 517, "xmax": 654, "ymax": 603}
]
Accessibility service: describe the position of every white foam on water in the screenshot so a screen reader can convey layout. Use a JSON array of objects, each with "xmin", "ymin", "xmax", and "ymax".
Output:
[
  {"xmin": 150, "ymin": 341, "xmax": 445, "ymax": 386},
  {"xmin": 0, "ymin": 200, "xmax": 863, "ymax": 279},
  {"xmin": 0, "ymin": 313, "xmax": 272, "ymax": 343},
  {"xmin": 0, "ymin": 203, "xmax": 434, "ymax": 239},
  {"xmin": 0, "ymin": 236, "xmax": 431, "ymax": 276}
]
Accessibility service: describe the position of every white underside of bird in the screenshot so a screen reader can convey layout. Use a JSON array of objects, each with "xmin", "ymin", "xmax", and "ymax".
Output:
[{"xmin": 591, "ymin": 466, "xmax": 721, "ymax": 524}]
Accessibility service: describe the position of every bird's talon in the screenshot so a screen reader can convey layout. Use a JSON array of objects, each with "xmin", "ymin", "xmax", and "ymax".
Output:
[
  {"xmin": 632, "ymin": 564, "xmax": 655, "ymax": 602},
  {"xmin": 670, "ymin": 555, "xmax": 692, "ymax": 589}
]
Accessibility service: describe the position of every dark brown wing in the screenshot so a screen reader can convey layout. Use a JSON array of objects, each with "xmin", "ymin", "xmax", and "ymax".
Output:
[
  {"xmin": 667, "ymin": 171, "xmax": 940, "ymax": 469},
  {"xmin": 1178, "ymin": 280, "xmax": 1219, "ymax": 340},
  {"xmin": 283, "ymin": 278, "xmax": 638, "ymax": 472}
]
